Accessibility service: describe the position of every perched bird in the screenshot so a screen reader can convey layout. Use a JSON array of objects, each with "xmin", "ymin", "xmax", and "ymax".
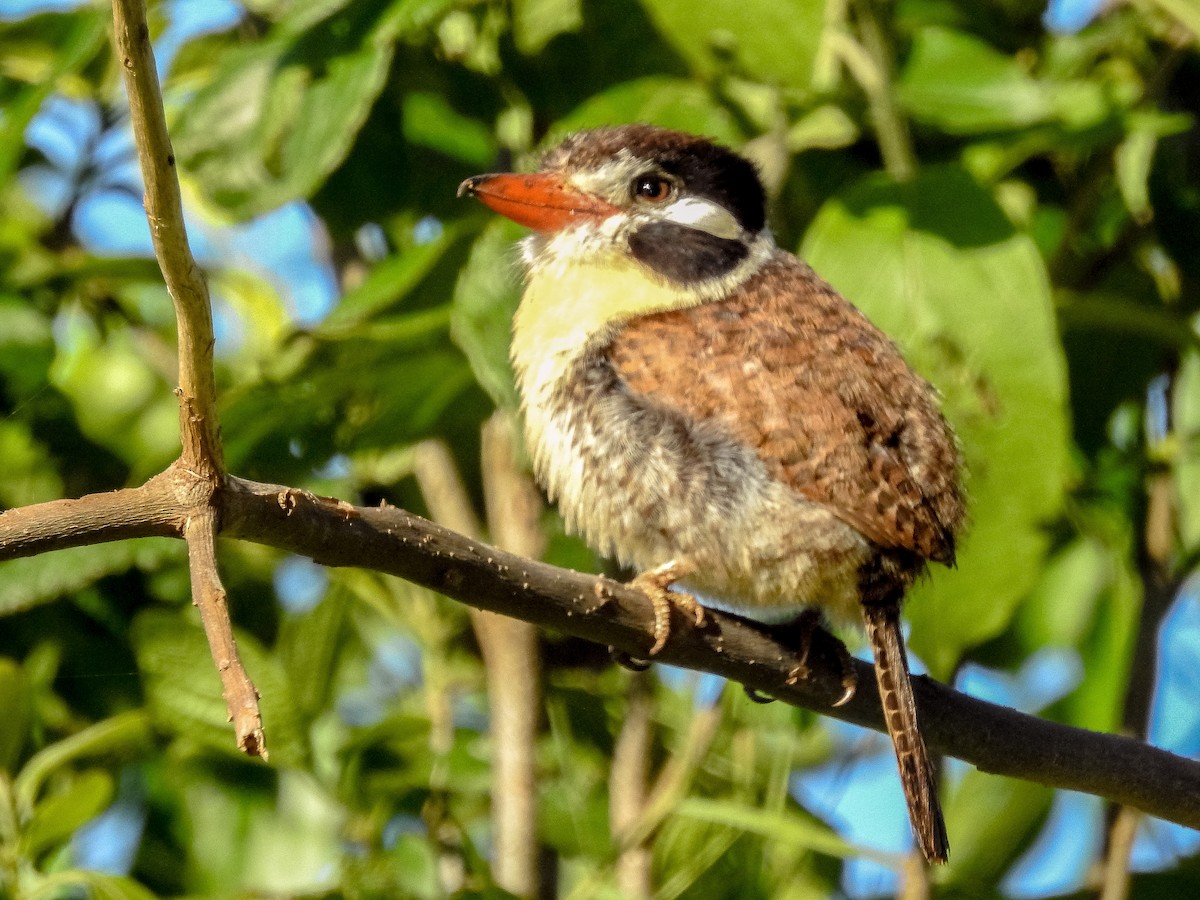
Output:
[{"xmin": 459, "ymin": 124, "xmax": 965, "ymax": 864}]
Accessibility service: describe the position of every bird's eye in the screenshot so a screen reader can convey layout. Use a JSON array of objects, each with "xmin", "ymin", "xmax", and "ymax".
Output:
[{"xmin": 632, "ymin": 174, "xmax": 673, "ymax": 203}]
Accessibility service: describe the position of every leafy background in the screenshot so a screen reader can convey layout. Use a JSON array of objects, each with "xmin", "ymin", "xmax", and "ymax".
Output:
[{"xmin": 0, "ymin": 0, "xmax": 1198, "ymax": 896}]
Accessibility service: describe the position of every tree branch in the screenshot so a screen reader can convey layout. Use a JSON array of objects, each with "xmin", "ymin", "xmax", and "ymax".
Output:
[
  {"xmin": 0, "ymin": 468, "xmax": 185, "ymax": 556},
  {"xmin": 111, "ymin": 0, "xmax": 262, "ymax": 754},
  {"xmin": 215, "ymin": 478, "xmax": 1200, "ymax": 831},
  {"xmin": 184, "ymin": 507, "xmax": 264, "ymax": 757},
  {"xmin": 5, "ymin": 475, "xmax": 1200, "ymax": 831},
  {"xmin": 110, "ymin": 0, "xmax": 222, "ymax": 474}
]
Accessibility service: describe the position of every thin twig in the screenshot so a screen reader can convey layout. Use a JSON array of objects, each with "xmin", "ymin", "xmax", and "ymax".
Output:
[
  {"xmin": 412, "ymin": 441, "xmax": 485, "ymax": 539},
  {"xmin": 899, "ymin": 852, "xmax": 931, "ymax": 900},
  {"xmin": 624, "ymin": 686, "xmax": 724, "ymax": 854},
  {"xmin": 412, "ymin": 430, "xmax": 545, "ymax": 898},
  {"xmin": 184, "ymin": 507, "xmax": 264, "ymax": 757},
  {"xmin": 850, "ymin": 0, "xmax": 916, "ymax": 181},
  {"xmin": 610, "ymin": 671, "xmax": 654, "ymax": 899},
  {"xmin": 409, "ymin": 440, "xmax": 477, "ymax": 896},
  {"xmin": 1099, "ymin": 806, "xmax": 1140, "ymax": 900},
  {"xmin": 1102, "ymin": 361, "xmax": 1183, "ymax": 889},
  {"xmin": 110, "ymin": 0, "xmax": 222, "ymax": 473},
  {"xmin": 480, "ymin": 414, "xmax": 544, "ymax": 899}
]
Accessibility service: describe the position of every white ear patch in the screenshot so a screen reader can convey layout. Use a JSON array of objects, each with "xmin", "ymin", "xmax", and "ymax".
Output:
[{"xmin": 659, "ymin": 196, "xmax": 743, "ymax": 240}]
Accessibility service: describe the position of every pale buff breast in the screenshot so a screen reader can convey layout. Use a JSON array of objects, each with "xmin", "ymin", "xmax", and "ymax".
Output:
[{"xmin": 513, "ymin": 322, "xmax": 873, "ymax": 627}]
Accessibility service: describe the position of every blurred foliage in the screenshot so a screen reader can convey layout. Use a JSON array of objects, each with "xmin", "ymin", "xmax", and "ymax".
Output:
[{"xmin": 0, "ymin": 0, "xmax": 1198, "ymax": 896}]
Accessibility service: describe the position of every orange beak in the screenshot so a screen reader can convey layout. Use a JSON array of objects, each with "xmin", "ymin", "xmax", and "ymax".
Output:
[{"xmin": 457, "ymin": 172, "xmax": 620, "ymax": 232}]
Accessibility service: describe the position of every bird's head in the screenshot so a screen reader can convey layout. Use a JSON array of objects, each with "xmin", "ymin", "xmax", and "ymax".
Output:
[{"xmin": 459, "ymin": 124, "xmax": 774, "ymax": 296}]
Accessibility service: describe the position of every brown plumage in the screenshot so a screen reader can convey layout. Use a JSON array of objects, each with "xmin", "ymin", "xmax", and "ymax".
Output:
[
  {"xmin": 459, "ymin": 124, "xmax": 966, "ymax": 864},
  {"xmin": 609, "ymin": 253, "xmax": 961, "ymax": 567}
]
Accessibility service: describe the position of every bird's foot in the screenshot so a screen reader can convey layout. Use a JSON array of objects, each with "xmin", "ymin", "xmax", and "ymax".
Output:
[
  {"xmin": 780, "ymin": 609, "xmax": 858, "ymax": 707},
  {"xmin": 630, "ymin": 560, "xmax": 706, "ymax": 656}
]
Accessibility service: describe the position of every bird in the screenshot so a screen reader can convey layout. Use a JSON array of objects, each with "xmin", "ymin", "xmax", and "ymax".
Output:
[{"xmin": 458, "ymin": 124, "xmax": 966, "ymax": 864}]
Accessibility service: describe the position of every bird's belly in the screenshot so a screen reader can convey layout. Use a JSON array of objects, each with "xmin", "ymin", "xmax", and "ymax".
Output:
[{"xmin": 520, "ymin": 353, "xmax": 872, "ymax": 626}]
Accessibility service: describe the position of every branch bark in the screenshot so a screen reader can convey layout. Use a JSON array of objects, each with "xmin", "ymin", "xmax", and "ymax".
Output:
[
  {"xmin": 111, "ymin": 0, "xmax": 261, "ymax": 754},
  {"xmin": 184, "ymin": 507, "xmax": 264, "ymax": 757},
  {"xmin": 111, "ymin": 0, "xmax": 222, "ymax": 474},
  {"xmin": 6, "ymin": 475, "xmax": 1200, "ymax": 831}
]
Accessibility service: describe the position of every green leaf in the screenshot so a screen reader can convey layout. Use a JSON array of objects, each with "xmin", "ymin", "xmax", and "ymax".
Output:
[
  {"xmin": 182, "ymin": 768, "xmax": 344, "ymax": 894},
  {"xmin": 132, "ymin": 609, "xmax": 309, "ymax": 767},
  {"xmin": 0, "ymin": 541, "xmax": 184, "ymax": 617},
  {"xmin": 0, "ymin": 297, "xmax": 52, "ymax": 346},
  {"xmin": 637, "ymin": 0, "xmax": 825, "ymax": 89},
  {"xmin": 322, "ymin": 223, "xmax": 464, "ymax": 329},
  {"xmin": 278, "ymin": 588, "xmax": 348, "ymax": 719},
  {"xmin": 0, "ymin": 421, "xmax": 63, "ymax": 507},
  {"xmin": 1061, "ymin": 539, "xmax": 1140, "ymax": 733},
  {"xmin": 1056, "ymin": 292, "xmax": 1198, "ymax": 350},
  {"xmin": 21, "ymin": 768, "xmax": 113, "ymax": 861},
  {"xmin": 0, "ymin": 299, "xmax": 54, "ymax": 402},
  {"xmin": 0, "ymin": 10, "xmax": 107, "ymax": 184},
  {"xmin": 786, "ymin": 104, "xmax": 859, "ymax": 153},
  {"xmin": 898, "ymin": 27, "xmax": 1054, "ymax": 133},
  {"xmin": 1014, "ymin": 538, "xmax": 1111, "ymax": 650},
  {"xmin": 1115, "ymin": 127, "xmax": 1157, "ymax": 225},
  {"xmin": 942, "ymin": 770, "xmax": 1051, "ymax": 886},
  {"xmin": 1150, "ymin": 0, "xmax": 1200, "ymax": 42},
  {"xmin": 1114, "ymin": 112, "xmax": 1191, "ymax": 226},
  {"xmin": 49, "ymin": 319, "xmax": 179, "ymax": 472},
  {"xmin": 402, "ymin": 92, "xmax": 496, "ymax": 167},
  {"xmin": 512, "ymin": 0, "xmax": 583, "ymax": 55},
  {"xmin": 549, "ymin": 76, "xmax": 742, "ymax": 143},
  {"xmin": 450, "ymin": 218, "xmax": 526, "ymax": 408},
  {"xmin": 14, "ymin": 712, "xmax": 152, "ymax": 815},
  {"xmin": 801, "ymin": 166, "xmax": 1071, "ymax": 676},
  {"xmin": 211, "ymin": 268, "xmax": 291, "ymax": 357},
  {"xmin": 28, "ymin": 871, "xmax": 159, "ymax": 900},
  {"xmin": 387, "ymin": 0, "xmax": 460, "ymax": 38},
  {"xmin": 0, "ymin": 658, "xmax": 30, "ymax": 771},
  {"xmin": 674, "ymin": 797, "xmax": 882, "ymax": 862},
  {"xmin": 174, "ymin": 2, "xmax": 402, "ymax": 216}
]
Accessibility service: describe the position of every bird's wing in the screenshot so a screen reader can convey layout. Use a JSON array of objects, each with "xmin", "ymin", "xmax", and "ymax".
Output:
[{"xmin": 606, "ymin": 256, "xmax": 963, "ymax": 565}]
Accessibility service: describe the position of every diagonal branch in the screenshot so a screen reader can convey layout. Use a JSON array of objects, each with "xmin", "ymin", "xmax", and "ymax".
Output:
[{"xmin": 4, "ymin": 476, "xmax": 1200, "ymax": 829}]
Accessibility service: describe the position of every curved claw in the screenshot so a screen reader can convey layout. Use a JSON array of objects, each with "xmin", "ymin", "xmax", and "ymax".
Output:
[
  {"xmin": 832, "ymin": 674, "xmax": 857, "ymax": 708},
  {"xmin": 610, "ymin": 649, "xmax": 653, "ymax": 672},
  {"xmin": 777, "ymin": 610, "xmax": 859, "ymax": 708},
  {"xmin": 744, "ymin": 686, "xmax": 776, "ymax": 704}
]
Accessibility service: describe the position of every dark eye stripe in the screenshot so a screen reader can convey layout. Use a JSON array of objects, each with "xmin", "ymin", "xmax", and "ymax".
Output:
[
  {"xmin": 628, "ymin": 221, "xmax": 748, "ymax": 284},
  {"xmin": 656, "ymin": 150, "xmax": 765, "ymax": 234}
]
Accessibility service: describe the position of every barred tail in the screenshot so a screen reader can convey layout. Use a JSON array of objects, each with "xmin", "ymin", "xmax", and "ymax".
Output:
[{"xmin": 861, "ymin": 601, "xmax": 949, "ymax": 864}]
